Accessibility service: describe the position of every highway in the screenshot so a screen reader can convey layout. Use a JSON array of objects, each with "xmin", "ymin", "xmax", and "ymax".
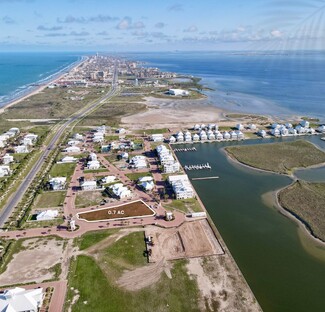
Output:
[{"xmin": 0, "ymin": 63, "xmax": 119, "ymax": 228}]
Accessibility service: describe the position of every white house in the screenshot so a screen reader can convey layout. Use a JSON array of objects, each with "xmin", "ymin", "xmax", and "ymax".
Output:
[
  {"xmin": 288, "ymin": 128, "xmax": 297, "ymax": 135},
  {"xmin": 215, "ymin": 131, "xmax": 223, "ymax": 140},
  {"xmin": 236, "ymin": 124, "xmax": 244, "ymax": 131},
  {"xmin": 200, "ymin": 130, "xmax": 207, "ymax": 141},
  {"xmin": 14, "ymin": 145, "xmax": 29, "ymax": 153},
  {"xmin": 192, "ymin": 134, "xmax": 200, "ymax": 141},
  {"xmin": 193, "ymin": 124, "xmax": 200, "ymax": 130},
  {"xmin": 300, "ymin": 120, "xmax": 310, "ymax": 128},
  {"xmin": 74, "ymin": 133, "xmax": 84, "ymax": 141},
  {"xmin": 65, "ymin": 146, "xmax": 81, "ymax": 153},
  {"xmin": 120, "ymin": 152, "xmax": 129, "ymax": 159},
  {"xmin": 0, "ymin": 138, "xmax": 7, "ymax": 148},
  {"xmin": 87, "ymin": 160, "xmax": 100, "ymax": 170},
  {"xmin": 93, "ymin": 132, "xmax": 104, "ymax": 143},
  {"xmin": 168, "ymin": 89, "xmax": 189, "ymax": 96},
  {"xmin": 258, "ymin": 130, "xmax": 267, "ymax": 138},
  {"xmin": 2, "ymin": 154, "xmax": 14, "ymax": 165},
  {"xmin": 0, "ymin": 287, "xmax": 43, "ymax": 312},
  {"xmin": 36, "ymin": 210, "xmax": 59, "ymax": 221},
  {"xmin": 230, "ymin": 131, "xmax": 238, "ymax": 140},
  {"xmin": 116, "ymin": 128, "xmax": 126, "ymax": 134},
  {"xmin": 140, "ymin": 180, "xmax": 155, "ymax": 191},
  {"xmin": 89, "ymin": 153, "xmax": 97, "ymax": 161},
  {"xmin": 138, "ymin": 176, "xmax": 154, "ymax": 183},
  {"xmin": 130, "ymin": 155, "xmax": 147, "ymax": 169},
  {"xmin": 23, "ymin": 137, "xmax": 33, "ymax": 146},
  {"xmin": 317, "ymin": 125, "xmax": 325, "ymax": 133},
  {"xmin": 208, "ymin": 133, "xmax": 216, "ymax": 140},
  {"xmin": 168, "ymin": 175, "xmax": 194, "ymax": 200},
  {"xmin": 285, "ymin": 123, "xmax": 293, "ymax": 129},
  {"xmin": 169, "ymin": 136, "xmax": 176, "ymax": 143},
  {"xmin": 248, "ymin": 124, "xmax": 257, "ymax": 130},
  {"xmin": 60, "ymin": 156, "xmax": 77, "ymax": 163},
  {"xmin": 49, "ymin": 177, "xmax": 67, "ymax": 190},
  {"xmin": 24, "ymin": 133, "xmax": 38, "ymax": 144},
  {"xmin": 271, "ymin": 128, "xmax": 280, "ymax": 136},
  {"xmin": 163, "ymin": 162, "xmax": 180, "ymax": 173},
  {"xmin": 101, "ymin": 176, "xmax": 116, "ymax": 184},
  {"xmin": 67, "ymin": 140, "xmax": 80, "ymax": 146},
  {"xmin": 151, "ymin": 134, "xmax": 164, "ymax": 142},
  {"xmin": 0, "ymin": 166, "xmax": 11, "ymax": 178},
  {"xmin": 236, "ymin": 131, "xmax": 245, "ymax": 140},
  {"xmin": 295, "ymin": 125, "xmax": 307, "ymax": 134},
  {"xmin": 109, "ymin": 183, "xmax": 131, "ymax": 198},
  {"xmin": 176, "ymin": 134, "xmax": 184, "ymax": 142},
  {"xmin": 8, "ymin": 127, "xmax": 20, "ymax": 136},
  {"xmin": 223, "ymin": 131, "xmax": 231, "ymax": 140},
  {"xmin": 280, "ymin": 126, "xmax": 289, "ymax": 136},
  {"xmin": 271, "ymin": 123, "xmax": 280, "ymax": 129},
  {"xmin": 81, "ymin": 180, "xmax": 97, "ymax": 191}
]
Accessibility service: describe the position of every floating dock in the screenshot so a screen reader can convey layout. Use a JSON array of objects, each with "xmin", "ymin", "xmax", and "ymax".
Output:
[
  {"xmin": 174, "ymin": 147, "xmax": 197, "ymax": 152},
  {"xmin": 184, "ymin": 162, "xmax": 211, "ymax": 171},
  {"xmin": 192, "ymin": 176, "xmax": 219, "ymax": 181}
]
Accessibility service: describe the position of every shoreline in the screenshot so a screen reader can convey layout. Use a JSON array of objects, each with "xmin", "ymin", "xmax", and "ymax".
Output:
[
  {"xmin": 0, "ymin": 56, "xmax": 86, "ymax": 115},
  {"xmin": 224, "ymin": 147, "xmax": 325, "ymax": 245}
]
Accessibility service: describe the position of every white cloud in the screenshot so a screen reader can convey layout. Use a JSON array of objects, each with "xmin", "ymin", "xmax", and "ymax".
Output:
[
  {"xmin": 116, "ymin": 17, "xmax": 145, "ymax": 30},
  {"xmin": 183, "ymin": 25, "xmax": 198, "ymax": 33}
]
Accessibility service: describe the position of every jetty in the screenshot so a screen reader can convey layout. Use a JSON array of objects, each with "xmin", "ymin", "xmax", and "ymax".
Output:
[
  {"xmin": 174, "ymin": 147, "xmax": 197, "ymax": 152},
  {"xmin": 184, "ymin": 162, "xmax": 211, "ymax": 171},
  {"xmin": 192, "ymin": 176, "xmax": 219, "ymax": 181}
]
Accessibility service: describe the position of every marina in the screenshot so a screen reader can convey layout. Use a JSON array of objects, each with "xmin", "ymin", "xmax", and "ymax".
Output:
[
  {"xmin": 184, "ymin": 162, "xmax": 211, "ymax": 171},
  {"xmin": 174, "ymin": 147, "xmax": 197, "ymax": 152}
]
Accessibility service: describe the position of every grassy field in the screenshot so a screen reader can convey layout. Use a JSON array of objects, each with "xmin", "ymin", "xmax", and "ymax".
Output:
[
  {"xmin": 226, "ymin": 140, "xmax": 325, "ymax": 174},
  {"xmin": 125, "ymin": 172, "xmax": 152, "ymax": 181},
  {"xmin": 77, "ymin": 94, "xmax": 147, "ymax": 128},
  {"xmin": 164, "ymin": 198, "xmax": 202, "ymax": 214},
  {"xmin": 66, "ymin": 231, "xmax": 200, "ymax": 312},
  {"xmin": 278, "ymin": 180, "xmax": 325, "ymax": 241},
  {"xmin": 49, "ymin": 163, "xmax": 76, "ymax": 178},
  {"xmin": 2, "ymin": 87, "xmax": 106, "ymax": 120},
  {"xmin": 34, "ymin": 191, "xmax": 66, "ymax": 208},
  {"xmin": 75, "ymin": 229, "xmax": 117, "ymax": 251}
]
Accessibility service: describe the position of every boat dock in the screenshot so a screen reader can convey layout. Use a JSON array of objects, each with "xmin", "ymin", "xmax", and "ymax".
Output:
[
  {"xmin": 184, "ymin": 162, "xmax": 211, "ymax": 171},
  {"xmin": 192, "ymin": 176, "xmax": 219, "ymax": 181},
  {"xmin": 174, "ymin": 147, "xmax": 197, "ymax": 152}
]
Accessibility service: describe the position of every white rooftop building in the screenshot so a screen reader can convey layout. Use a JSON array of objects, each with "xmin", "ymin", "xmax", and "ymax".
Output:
[
  {"xmin": 130, "ymin": 155, "xmax": 147, "ymax": 169},
  {"xmin": 150, "ymin": 134, "xmax": 164, "ymax": 142},
  {"xmin": 258, "ymin": 130, "xmax": 267, "ymax": 138},
  {"xmin": 74, "ymin": 133, "xmax": 84, "ymax": 141},
  {"xmin": 2, "ymin": 153, "xmax": 14, "ymax": 165},
  {"xmin": 60, "ymin": 156, "xmax": 77, "ymax": 163},
  {"xmin": 89, "ymin": 152, "xmax": 97, "ymax": 161},
  {"xmin": 49, "ymin": 177, "xmax": 67, "ymax": 190},
  {"xmin": 87, "ymin": 160, "xmax": 100, "ymax": 170},
  {"xmin": 300, "ymin": 120, "xmax": 310, "ymax": 128},
  {"xmin": 109, "ymin": 183, "xmax": 131, "ymax": 199},
  {"xmin": 101, "ymin": 176, "xmax": 116, "ymax": 184},
  {"xmin": 36, "ymin": 209, "xmax": 59, "ymax": 221},
  {"xmin": 168, "ymin": 89, "xmax": 189, "ymax": 96},
  {"xmin": 81, "ymin": 180, "xmax": 97, "ymax": 191},
  {"xmin": 317, "ymin": 125, "xmax": 325, "ymax": 133},
  {"xmin": 14, "ymin": 145, "xmax": 29, "ymax": 154},
  {"xmin": 168, "ymin": 175, "xmax": 194, "ymax": 200},
  {"xmin": 0, "ymin": 166, "xmax": 11, "ymax": 178},
  {"xmin": 65, "ymin": 146, "xmax": 81, "ymax": 153},
  {"xmin": 0, "ymin": 287, "xmax": 43, "ymax": 312}
]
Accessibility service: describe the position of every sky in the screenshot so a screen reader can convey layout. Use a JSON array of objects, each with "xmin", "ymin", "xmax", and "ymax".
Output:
[{"xmin": 0, "ymin": 0, "xmax": 324, "ymax": 51}]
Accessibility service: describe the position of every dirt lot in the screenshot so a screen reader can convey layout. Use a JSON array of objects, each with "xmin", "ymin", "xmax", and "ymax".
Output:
[
  {"xmin": 0, "ymin": 237, "xmax": 65, "ymax": 286},
  {"xmin": 77, "ymin": 200, "xmax": 155, "ymax": 222},
  {"xmin": 146, "ymin": 219, "xmax": 224, "ymax": 263}
]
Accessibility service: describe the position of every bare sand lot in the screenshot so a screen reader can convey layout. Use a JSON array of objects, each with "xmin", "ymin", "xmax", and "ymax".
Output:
[
  {"xmin": 122, "ymin": 97, "xmax": 225, "ymax": 129},
  {"xmin": 146, "ymin": 219, "xmax": 224, "ymax": 263},
  {"xmin": 0, "ymin": 237, "xmax": 65, "ymax": 286}
]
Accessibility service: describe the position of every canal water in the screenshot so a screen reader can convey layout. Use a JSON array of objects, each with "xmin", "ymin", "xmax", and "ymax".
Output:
[{"xmin": 173, "ymin": 136, "xmax": 325, "ymax": 312}]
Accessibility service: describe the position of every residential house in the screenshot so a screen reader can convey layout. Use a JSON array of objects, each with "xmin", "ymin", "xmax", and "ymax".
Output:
[
  {"xmin": 151, "ymin": 134, "xmax": 164, "ymax": 142},
  {"xmin": 49, "ymin": 177, "xmax": 67, "ymax": 190},
  {"xmin": 168, "ymin": 175, "xmax": 194, "ymax": 200},
  {"xmin": 65, "ymin": 146, "xmax": 81, "ymax": 153},
  {"xmin": 81, "ymin": 180, "xmax": 97, "ymax": 191},
  {"xmin": 0, "ymin": 166, "xmax": 11, "ymax": 178},
  {"xmin": 87, "ymin": 160, "xmax": 100, "ymax": 170},
  {"xmin": 223, "ymin": 132, "xmax": 231, "ymax": 140},
  {"xmin": 14, "ymin": 145, "xmax": 29, "ymax": 153},
  {"xmin": 109, "ymin": 183, "xmax": 131, "ymax": 198},
  {"xmin": 60, "ymin": 156, "xmax": 77, "ymax": 163},
  {"xmin": 130, "ymin": 155, "xmax": 147, "ymax": 169},
  {"xmin": 0, "ymin": 287, "xmax": 43, "ymax": 311},
  {"xmin": 2, "ymin": 154, "xmax": 14, "ymax": 165},
  {"xmin": 101, "ymin": 176, "xmax": 116, "ymax": 184},
  {"xmin": 300, "ymin": 120, "xmax": 310, "ymax": 128}
]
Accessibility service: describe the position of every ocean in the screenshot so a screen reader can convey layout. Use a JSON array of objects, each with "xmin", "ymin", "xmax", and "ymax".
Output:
[
  {"xmin": 0, "ymin": 52, "xmax": 81, "ymax": 107},
  {"xmin": 125, "ymin": 51, "xmax": 325, "ymax": 122}
]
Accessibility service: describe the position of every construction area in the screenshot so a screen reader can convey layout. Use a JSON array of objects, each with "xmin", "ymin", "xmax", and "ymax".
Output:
[{"xmin": 145, "ymin": 219, "xmax": 224, "ymax": 263}]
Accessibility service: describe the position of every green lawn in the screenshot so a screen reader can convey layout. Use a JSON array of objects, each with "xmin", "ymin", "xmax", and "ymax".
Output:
[
  {"xmin": 136, "ymin": 128, "xmax": 168, "ymax": 135},
  {"xmin": 66, "ymin": 230, "xmax": 200, "ymax": 312},
  {"xmin": 164, "ymin": 198, "xmax": 202, "ymax": 214},
  {"xmin": 34, "ymin": 191, "xmax": 66, "ymax": 208},
  {"xmin": 226, "ymin": 140, "xmax": 325, "ymax": 174},
  {"xmin": 76, "ymin": 230, "xmax": 117, "ymax": 251},
  {"xmin": 278, "ymin": 180, "xmax": 325, "ymax": 241},
  {"xmin": 49, "ymin": 163, "xmax": 76, "ymax": 178},
  {"xmin": 83, "ymin": 168, "xmax": 108, "ymax": 174},
  {"xmin": 125, "ymin": 172, "xmax": 152, "ymax": 182}
]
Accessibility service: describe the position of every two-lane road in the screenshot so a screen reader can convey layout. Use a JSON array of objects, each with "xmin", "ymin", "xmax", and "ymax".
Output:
[{"xmin": 0, "ymin": 71, "xmax": 119, "ymax": 227}]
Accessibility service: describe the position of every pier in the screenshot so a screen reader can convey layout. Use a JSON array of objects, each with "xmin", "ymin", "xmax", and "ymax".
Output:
[
  {"xmin": 192, "ymin": 176, "xmax": 219, "ymax": 181},
  {"xmin": 184, "ymin": 162, "xmax": 211, "ymax": 171},
  {"xmin": 174, "ymin": 147, "xmax": 197, "ymax": 152}
]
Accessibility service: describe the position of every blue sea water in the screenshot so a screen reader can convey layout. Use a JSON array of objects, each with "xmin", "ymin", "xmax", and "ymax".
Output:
[
  {"xmin": 0, "ymin": 52, "xmax": 80, "ymax": 107},
  {"xmin": 125, "ymin": 51, "xmax": 325, "ymax": 122}
]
